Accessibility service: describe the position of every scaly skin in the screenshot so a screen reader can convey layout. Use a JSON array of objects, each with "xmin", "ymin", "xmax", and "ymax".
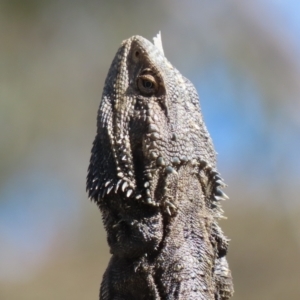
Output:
[{"xmin": 87, "ymin": 35, "xmax": 233, "ymax": 299}]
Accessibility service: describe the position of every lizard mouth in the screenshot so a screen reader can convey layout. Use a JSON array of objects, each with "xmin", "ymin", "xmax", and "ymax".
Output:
[
  {"xmin": 127, "ymin": 90, "xmax": 170, "ymax": 207},
  {"xmin": 109, "ymin": 39, "xmax": 167, "ymax": 201},
  {"xmin": 128, "ymin": 97, "xmax": 154, "ymax": 198},
  {"xmin": 87, "ymin": 37, "xmax": 167, "ymax": 203}
]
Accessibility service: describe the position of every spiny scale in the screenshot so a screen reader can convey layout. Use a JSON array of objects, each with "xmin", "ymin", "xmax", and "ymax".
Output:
[{"xmin": 86, "ymin": 33, "xmax": 233, "ymax": 299}]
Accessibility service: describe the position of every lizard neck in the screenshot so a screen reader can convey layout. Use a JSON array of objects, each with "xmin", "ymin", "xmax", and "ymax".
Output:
[{"xmin": 151, "ymin": 164, "xmax": 217, "ymax": 299}]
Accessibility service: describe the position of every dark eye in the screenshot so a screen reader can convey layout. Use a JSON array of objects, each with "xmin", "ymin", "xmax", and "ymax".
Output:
[
  {"xmin": 142, "ymin": 80, "xmax": 154, "ymax": 89},
  {"xmin": 137, "ymin": 74, "xmax": 158, "ymax": 96}
]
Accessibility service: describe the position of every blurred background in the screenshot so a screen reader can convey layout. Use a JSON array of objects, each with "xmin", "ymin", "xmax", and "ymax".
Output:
[{"xmin": 1, "ymin": 0, "xmax": 299, "ymax": 299}]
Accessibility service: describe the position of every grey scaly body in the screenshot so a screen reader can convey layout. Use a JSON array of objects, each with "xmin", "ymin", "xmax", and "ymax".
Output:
[{"xmin": 87, "ymin": 34, "xmax": 233, "ymax": 300}]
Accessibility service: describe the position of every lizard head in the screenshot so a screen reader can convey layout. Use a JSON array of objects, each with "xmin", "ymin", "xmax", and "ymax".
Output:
[{"xmin": 87, "ymin": 34, "xmax": 216, "ymax": 208}]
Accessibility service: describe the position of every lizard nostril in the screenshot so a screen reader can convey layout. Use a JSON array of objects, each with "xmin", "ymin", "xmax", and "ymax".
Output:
[{"xmin": 135, "ymin": 51, "xmax": 139, "ymax": 57}]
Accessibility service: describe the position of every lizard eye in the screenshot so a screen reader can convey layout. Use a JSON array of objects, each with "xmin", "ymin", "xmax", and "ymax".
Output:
[
  {"xmin": 137, "ymin": 74, "xmax": 158, "ymax": 96},
  {"xmin": 143, "ymin": 80, "xmax": 153, "ymax": 89}
]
